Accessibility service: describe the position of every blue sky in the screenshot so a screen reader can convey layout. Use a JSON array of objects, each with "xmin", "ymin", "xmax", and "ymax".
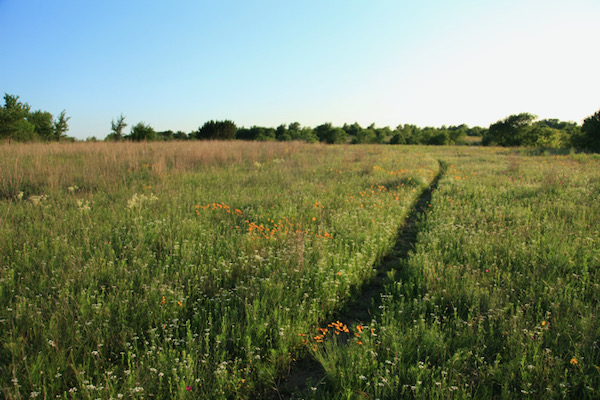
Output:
[{"xmin": 1, "ymin": 0, "xmax": 599, "ymax": 140}]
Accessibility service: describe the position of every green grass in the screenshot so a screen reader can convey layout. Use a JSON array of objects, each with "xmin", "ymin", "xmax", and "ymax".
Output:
[
  {"xmin": 0, "ymin": 141, "xmax": 438, "ymax": 399},
  {"xmin": 305, "ymin": 148, "xmax": 600, "ymax": 399},
  {"xmin": 2, "ymin": 143, "xmax": 599, "ymax": 399}
]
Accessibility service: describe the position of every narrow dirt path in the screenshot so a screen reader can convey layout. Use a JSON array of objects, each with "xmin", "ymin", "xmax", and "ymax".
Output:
[{"xmin": 270, "ymin": 161, "xmax": 446, "ymax": 399}]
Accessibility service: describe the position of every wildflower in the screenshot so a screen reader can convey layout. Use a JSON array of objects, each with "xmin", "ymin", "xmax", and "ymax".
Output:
[
  {"xmin": 186, "ymin": 386, "xmax": 192, "ymax": 391},
  {"xmin": 570, "ymin": 358, "xmax": 578, "ymax": 365},
  {"xmin": 161, "ymin": 296, "xmax": 165, "ymax": 304},
  {"xmin": 541, "ymin": 321, "xmax": 546, "ymax": 326}
]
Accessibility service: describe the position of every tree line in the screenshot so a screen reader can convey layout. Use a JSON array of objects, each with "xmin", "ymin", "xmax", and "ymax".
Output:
[
  {"xmin": 106, "ymin": 112, "xmax": 599, "ymax": 152},
  {"xmin": 0, "ymin": 94, "xmax": 71, "ymax": 143},
  {"xmin": 2, "ymin": 93, "xmax": 599, "ymax": 152}
]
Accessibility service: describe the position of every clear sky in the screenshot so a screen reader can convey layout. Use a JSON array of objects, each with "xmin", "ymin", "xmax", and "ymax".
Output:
[{"xmin": 1, "ymin": 0, "xmax": 599, "ymax": 140}]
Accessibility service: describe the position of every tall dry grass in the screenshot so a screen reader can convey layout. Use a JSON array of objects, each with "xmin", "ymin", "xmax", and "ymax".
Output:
[{"xmin": 0, "ymin": 140, "xmax": 305, "ymax": 199}]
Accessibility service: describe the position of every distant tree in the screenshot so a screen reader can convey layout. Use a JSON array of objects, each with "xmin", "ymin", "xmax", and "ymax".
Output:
[
  {"xmin": 580, "ymin": 109, "xmax": 600, "ymax": 152},
  {"xmin": 157, "ymin": 130, "xmax": 174, "ymax": 141},
  {"xmin": 288, "ymin": 122, "xmax": 301, "ymax": 132},
  {"xmin": 447, "ymin": 125, "xmax": 467, "ymax": 144},
  {"xmin": 314, "ymin": 123, "xmax": 347, "ymax": 144},
  {"xmin": 195, "ymin": 120, "xmax": 237, "ymax": 140},
  {"xmin": 53, "ymin": 110, "xmax": 70, "ymax": 141},
  {"xmin": 260, "ymin": 127, "xmax": 277, "ymax": 141},
  {"xmin": 466, "ymin": 126, "xmax": 487, "ymax": 137},
  {"xmin": 342, "ymin": 122, "xmax": 363, "ymax": 138},
  {"xmin": 173, "ymin": 130, "xmax": 188, "ymax": 140},
  {"xmin": 128, "ymin": 122, "xmax": 156, "ymax": 141},
  {"xmin": 287, "ymin": 122, "xmax": 318, "ymax": 142},
  {"xmin": 374, "ymin": 126, "xmax": 391, "ymax": 144},
  {"xmin": 27, "ymin": 110, "xmax": 54, "ymax": 139},
  {"xmin": 429, "ymin": 129, "xmax": 450, "ymax": 145},
  {"xmin": 275, "ymin": 124, "xmax": 289, "ymax": 141},
  {"xmin": 483, "ymin": 113, "xmax": 537, "ymax": 146},
  {"xmin": 106, "ymin": 114, "xmax": 127, "ymax": 141},
  {"xmin": 351, "ymin": 128, "xmax": 376, "ymax": 144},
  {"xmin": 0, "ymin": 93, "xmax": 35, "ymax": 142},
  {"xmin": 523, "ymin": 125, "xmax": 566, "ymax": 148}
]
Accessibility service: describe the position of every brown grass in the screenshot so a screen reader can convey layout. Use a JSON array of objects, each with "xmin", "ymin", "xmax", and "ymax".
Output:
[{"xmin": 0, "ymin": 140, "xmax": 306, "ymax": 199}]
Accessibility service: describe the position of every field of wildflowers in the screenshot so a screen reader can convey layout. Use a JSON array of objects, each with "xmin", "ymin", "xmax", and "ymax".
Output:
[
  {"xmin": 0, "ymin": 141, "xmax": 439, "ymax": 399},
  {"xmin": 302, "ymin": 148, "xmax": 600, "ymax": 399}
]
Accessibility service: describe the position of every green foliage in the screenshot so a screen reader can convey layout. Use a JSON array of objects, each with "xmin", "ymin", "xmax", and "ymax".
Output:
[
  {"xmin": 53, "ymin": 110, "xmax": 70, "ymax": 141},
  {"xmin": 0, "ymin": 93, "xmax": 35, "ymax": 142},
  {"xmin": 195, "ymin": 119, "xmax": 237, "ymax": 140},
  {"xmin": 0, "ymin": 94, "xmax": 71, "ymax": 142},
  {"xmin": 128, "ymin": 122, "xmax": 156, "ymax": 141},
  {"xmin": 314, "ymin": 123, "xmax": 347, "ymax": 144},
  {"xmin": 27, "ymin": 110, "xmax": 55, "ymax": 139},
  {"xmin": 580, "ymin": 109, "xmax": 600, "ymax": 152},
  {"xmin": 483, "ymin": 112, "xmax": 538, "ymax": 146},
  {"xmin": 287, "ymin": 122, "xmax": 318, "ymax": 142},
  {"xmin": 106, "ymin": 113, "xmax": 127, "ymax": 141}
]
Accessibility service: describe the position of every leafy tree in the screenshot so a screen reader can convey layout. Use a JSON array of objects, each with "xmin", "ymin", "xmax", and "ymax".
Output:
[
  {"xmin": 275, "ymin": 124, "xmax": 290, "ymax": 141},
  {"xmin": 0, "ymin": 93, "xmax": 35, "ymax": 142},
  {"xmin": 342, "ymin": 122, "xmax": 363, "ymax": 138},
  {"xmin": 157, "ymin": 130, "xmax": 174, "ymax": 141},
  {"xmin": 466, "ymin": 126, "xmax": 487, "ymax": 137},
  {"xmin": 128, "ymin": 122, "xmax": 156, "ymax": 141},
  {"xmin": 429, "ymin": 129, "xmax": 450, "ymax": 145},
  {"xmin": 236, "ymin": 126, "xmax": 275, "ymax": 141},
  {"xmin": 524, "ymin": 125, "xmax": 566, "ymax": 148},
  {"xmin": 27, "ymin": 110, "xmax": 54, "ymax": 139},
  {"xmin": 53, "ymin": 110, "xmax": 70, "ymax": 141},
  {"xmin": 580, "ymin": 109, "xmax": 600, "ymax": 152},
  {"xmin": 483, "ymin": 113, "xmax": 537, "ymax": 146},
  {"xmin": 314, "ymin": 123, "xmax": 347, "ymax": 144},
  {"xmin": 106, "ymin": 114, "xmax": 127, "ymax": 141},
  {"xmin": 173, "ymin": 130, "xmax": 189, "ymax": 140},
  {"xmin": 374, "ymin": 126, "xmax": 391, "ymax": 144},
  {"xmin": 195, "ymin": 120, "xmax": 237, "ymax": 140},
  {"xmin": 288, "ymin": 122, "xmax": 301, "ymax": 132},
  {"xmin": 351, "ymin": 128, "xmax": 376, "ymax": 144},
  {"xmin": 447, "ymin": 125, "xmax": 467, "ymax": 144},
  {"xmin": 287, "ymin": 122, "xmax": 318, "ymax": 142}
]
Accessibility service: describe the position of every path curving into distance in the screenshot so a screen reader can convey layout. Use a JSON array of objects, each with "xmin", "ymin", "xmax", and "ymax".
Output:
[{"xmin": 271, "ymin": 161, "xmax": 447, "ymax": 399}]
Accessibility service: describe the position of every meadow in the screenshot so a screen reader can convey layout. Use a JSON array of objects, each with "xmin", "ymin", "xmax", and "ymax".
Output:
[{"xmin": 0, "ymin": 142, "xmax": 598, "ymax": 399}]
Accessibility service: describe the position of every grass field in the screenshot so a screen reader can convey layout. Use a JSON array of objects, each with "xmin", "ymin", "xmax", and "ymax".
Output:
[{"xmin": 1, "ymin": 142, "xmax": 598, "ymax": 399}]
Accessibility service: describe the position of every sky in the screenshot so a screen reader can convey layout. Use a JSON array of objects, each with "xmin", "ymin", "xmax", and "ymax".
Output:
[{"xmin": 1, "ymin": 0, "xmax": 599, "ymax": 140}]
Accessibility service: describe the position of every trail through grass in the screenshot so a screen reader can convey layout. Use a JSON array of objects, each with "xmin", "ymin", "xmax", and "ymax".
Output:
[
  {"xmin": 0, "ymin": 142, "xmax": 437, "ymax": 399},
  {"xmin": 302, "ymin": 148, "xmax": 600, "ymax": 399}
]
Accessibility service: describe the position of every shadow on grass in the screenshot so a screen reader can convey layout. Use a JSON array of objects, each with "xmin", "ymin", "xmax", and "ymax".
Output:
[{"xmin": 268, "ymin": 161, "xmax": 447, "ymax": 399}]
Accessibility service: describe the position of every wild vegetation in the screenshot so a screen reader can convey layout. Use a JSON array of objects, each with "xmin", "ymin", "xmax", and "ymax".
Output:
[
  {"xmin": 3, "ymin": 93, "xmax": 599, "ymax": 151},
  {"xmin": 1, "ymin": 140, "xmax": 598, "ymax": 399},
  {"xmin": 302, "ymin": 148, "xmax": 600, "ymax": 399},
  {"xmin": 1, "ymin": 141, "xmax": 437, "ymax": 399}
]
